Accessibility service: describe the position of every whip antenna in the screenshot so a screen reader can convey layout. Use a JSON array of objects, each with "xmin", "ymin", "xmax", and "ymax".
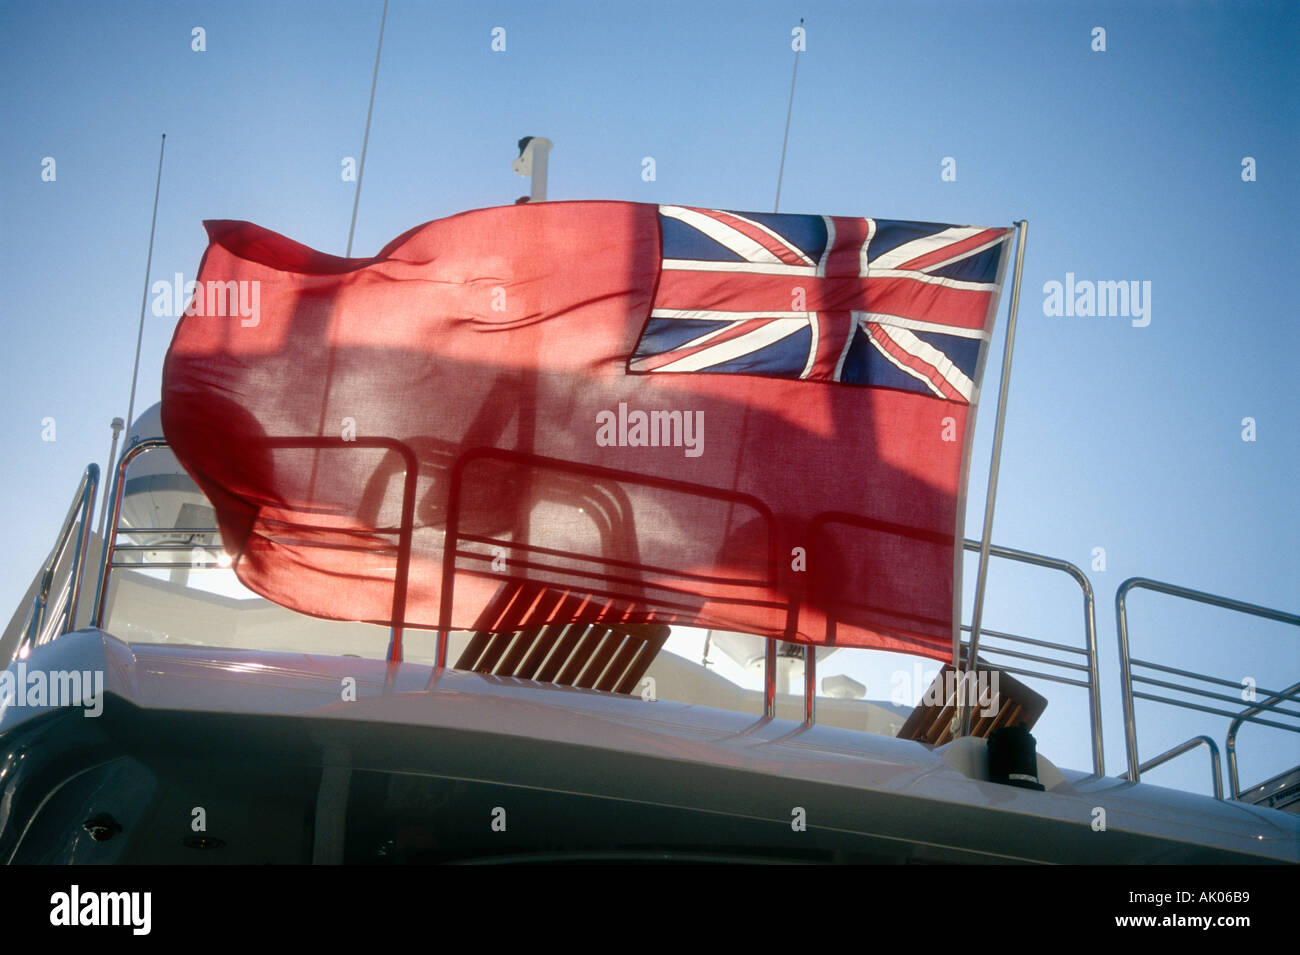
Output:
[
  {"xmin": 346, "ymin": 0, "xmax": 389, "ymax": 256},
  {"xmin": 774, "ymin": 18, "xmax": 803, "ymax": 212},
  {"xmin": 124, "ymin": 133, "xmax": 166, "ymax": 438}
]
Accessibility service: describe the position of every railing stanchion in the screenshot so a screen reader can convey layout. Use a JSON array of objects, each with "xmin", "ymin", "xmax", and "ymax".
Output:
[
  {"xmin": 1120, "ymin": 735, "xmax": 1224, "ymax": 799},
  {"xmin": 764, "ymin": 638, "xmax": 777, "ymax": 718},
  {"xmin": 1227, "ymin": 680, "xmax": 1300, "ymax": 799},
  {"xmin": 17, "ymin": 464, "xmax": 99, "ymax": 658},
  {"xmin": 93, "ymin": 439, "xmax": 166, "ymax": 629},
  {"xmin": 804, "ymin": 645, "xmax": 815, "ymax": 725},
  {"xmin": 1116, "ymin": 581, "xmax": 1141, "ymax": 781},
  {"xmin": 1116, "ymin": 576, "xmax": 1299, "ymax": 789},
  {"xmin": 960, "ymin": 539, "xmax": 1103, "ymax": 776},
  {"xmin": 64, "ymin": 464, "xmax": 99, "ymax": 635}
]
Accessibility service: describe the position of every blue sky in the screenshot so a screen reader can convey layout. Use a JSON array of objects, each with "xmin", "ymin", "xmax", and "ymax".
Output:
[{"xmin": 1, "ymin": 0, "xmax": 1296, "ymax": 793}]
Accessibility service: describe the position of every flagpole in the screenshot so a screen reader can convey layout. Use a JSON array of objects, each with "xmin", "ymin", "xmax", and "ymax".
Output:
[
  {"xmin": 957, "ymin": 219, "xmax": 1028, "ymax": 737},
  {"xmin": 770, "ymin": 20, "xmax": 802, "ymax": 712},
  {"xmin": 773, "ymin": 18, "xmax": 802, "ymax": 213},
  {"xmin": 124, "ymin": 133, "xmax": 166, "ymax": 439},
  {"xmin": 346, "ymin": 0, "xmax": 388, "ymax": 256}
]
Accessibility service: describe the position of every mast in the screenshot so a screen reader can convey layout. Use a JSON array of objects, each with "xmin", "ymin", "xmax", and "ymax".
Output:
[{"xmin": 512, "ymin": 137, "xmax": 554, "ymax": 203}]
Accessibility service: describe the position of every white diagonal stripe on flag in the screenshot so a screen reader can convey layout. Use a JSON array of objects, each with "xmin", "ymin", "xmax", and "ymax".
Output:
[
  {"xmin": 864, "ymin": 330, "xmax": 947, "ymax": 398},
  {"xmin": 871, "ymin": 322, "xmax": 975, "ymax": 400},
  {"xmin": 717, "ymin": 210, "xmax": 818, "ymax": 267},
  {"xmin": 802, "ymin": 313, "xmax": 821, "ymax": 379},
  {"xmin": 651, "ymin": 317, "xmax": 755, "ymax": 357},
  {"xmin": 650, "ymin": 317, "xmax": 807, "ymax": 373},
  {"xmin": 661, "ymin": 259, "xmax": 817, "ymax": 277},
  {"xmin": 913, "ymin": 233, "xmax": 1008, "ymax": 276},
  {"xmin": 859, "ymin": 311, "xmax": 990, "ymax": 339},
  {"xmin": 867, "ymin": 226, "xmax": 987, "ymax": 271},
  {"xmin": 867, "ymin": 269, "xmax": 999, "ymax": 292},
  {"xmin": 818, "ymin": 215, "xmax": 836, "ymax": 276},
  {"xmin": 660, "ymin": 206, "xmax": 814, "ymax": 266}
]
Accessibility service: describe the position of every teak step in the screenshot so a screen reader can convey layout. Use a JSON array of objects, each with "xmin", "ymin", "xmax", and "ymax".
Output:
[
  {"xmin": 456, "ymin": 581, "xmax": 669, "ymax": 694},
  {"xmin": 896, "ymin": 661, "xmax": 1048, "ymax": 746}
]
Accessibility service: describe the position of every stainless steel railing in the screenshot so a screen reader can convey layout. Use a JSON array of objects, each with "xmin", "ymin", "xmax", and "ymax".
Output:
[
  {"xmin": 1116, "ymin": 576, "xmax": 1299, "ymax": 797},
  {"xmin": 957, "ymin": 540, "xmax": 1104, "ymax": 776},
  {"xmin": 73, "ymin": 439, "xmax": 1108, "ymax": 766},
  {"xmin": 68, "ymin": 438, "xmax": 1300, "ymax": 802},
  {"xmin": 1119, "ymin": 735, "xmax": 1224, "ymax": 800},
  {"xmin": 1226, "ymin": 680, "xmax": 1300, "ymax": 800},
  {"xmin": 91, "ymin": 439, "xmax": 169, "ymax": 629},
  {"xmin": 90, "ymin": 436, "xmax": 416, "ymax": 663},
  {"xmin": 16, "ymin": 463, "xmax": 99, "ymax": 659}
]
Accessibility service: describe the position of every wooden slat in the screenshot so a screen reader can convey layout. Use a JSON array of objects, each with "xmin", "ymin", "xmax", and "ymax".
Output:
[
  {"xmin": 613, "ymin": 637, "xmax": 665, "ymax": 695},
  {"xmin": 556, "ymin": 625, "xmax": 612, "ymax": 685},
  {"xmin": 575, "ymin": 631, "xmax": 628, "ymax": 689},
  {"xmin": 456, "ymin": 581, "xmax": 541, "ymax": 670},
  {"xmin": 597, "ymin": 624, "xmax": 669, "ymax": 693},
  {"xmin": 516, "ymin": 592, "xmax": 592, "ymax": 679},
  {"xmin": 534, "ymin": 622, "xmax": 591, "ymax": 683},
  {"xmin": 495, "ymin": 626, "xmax": 542, "ymax": 677},
  {"xmin": 473, "ymin": 630, "xmax": 519, "ymax": 674},
  {"xmin": 539, "ymin": 597, "xmax": 623, "ymax": 683},
  {"xmin": 498, "ymin": 589, "xmax": 586, "ymax": 676},
  {"xmin": 595, "ymin": 634, "xmax": 641, "ymax": 692},
  {"xmin": 477, "ymin": 587, "xmax": 566, "ymax": 674}
]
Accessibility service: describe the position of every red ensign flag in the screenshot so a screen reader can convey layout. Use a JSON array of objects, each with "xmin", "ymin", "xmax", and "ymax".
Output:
[{"xmin": 162, "ymin": 201, "xmax": 1011, "ymax": 660}]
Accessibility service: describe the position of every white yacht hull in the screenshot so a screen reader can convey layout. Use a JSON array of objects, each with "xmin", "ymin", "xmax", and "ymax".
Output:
[{"xmin": 2, "ymin": 631, "xmax": 1295, "ymax": 864}]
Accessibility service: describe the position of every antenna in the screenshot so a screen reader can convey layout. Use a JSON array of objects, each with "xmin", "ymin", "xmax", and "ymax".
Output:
[
  {"xmin": 308, "ymin": 0, "xmax": 388, "ymax": 505},
  {"xmin": 346, "ymin": 0, "xmax": 389, "ymax": 256},
  {"xmin": 124, "ymin": 133, "xmax": 166, "ymax": 440},
  {"xmin": 773, "ymin": 18, "xmax": 803, "ymax": 213}
]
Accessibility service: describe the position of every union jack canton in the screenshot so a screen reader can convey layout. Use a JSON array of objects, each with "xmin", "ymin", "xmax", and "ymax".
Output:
[{"xmin": 629, "ymin": 205, "xmax": 1011, "ymax": 403}]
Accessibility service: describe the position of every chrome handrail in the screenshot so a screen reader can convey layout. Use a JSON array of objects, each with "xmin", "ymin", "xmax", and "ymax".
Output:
[
  {"xmin": 18, "ymin": 463, "xmax": 99, "ymax": 658},
  {"xmin": 87, "ymin": 439, "xmax": 1105, "ymax": 752},
  {"xmin": 90, "ymin": 436, "xmax": 417, "ymax": 664},
  {"xmin": 1116, "ymin": 576, "xmax": 1300, "ymax": 787},
  {"xmin": 99, "ymin": 433, "xmax": 1300, "ymax": 805},
  {"xmin": 92, "ymin": 438, "xmax": 167, "ymax": 629},
  {"xmin": 960, "ymin": 540, "xmax": 1103, "ymax": 776},
  {"xmin": 1119, "ymin": 735, "xmax": 1223, "ymax": 800},
  {"xmin": 1227, "ymin": 680, "xmax": 1300, "ymax": 799}
]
